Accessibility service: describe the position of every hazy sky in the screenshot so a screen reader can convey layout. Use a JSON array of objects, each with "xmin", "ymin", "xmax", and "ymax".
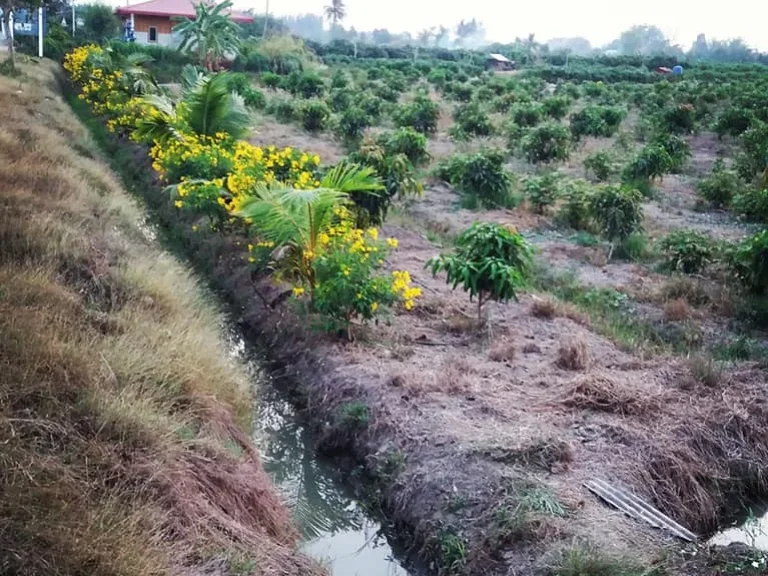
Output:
[{"xmin": 255, "ymin": 0, "xmax": 768, "ymax": 51}]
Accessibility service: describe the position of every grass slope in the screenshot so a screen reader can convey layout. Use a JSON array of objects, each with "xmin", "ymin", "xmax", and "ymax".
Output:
[{"xmin": 0, "ymin": 61, "xmax": 321, "ymax": 576}]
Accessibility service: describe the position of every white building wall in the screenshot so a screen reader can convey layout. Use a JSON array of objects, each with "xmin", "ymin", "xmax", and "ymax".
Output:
[{"xmin": 134, "ymin": 31, "xmax": 179, "ymax": 48}]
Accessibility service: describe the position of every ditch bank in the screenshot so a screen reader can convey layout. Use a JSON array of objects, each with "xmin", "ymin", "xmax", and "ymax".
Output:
[{"xmin": 60, "ymin": 66, "xmax": 768, "ymax": 576}]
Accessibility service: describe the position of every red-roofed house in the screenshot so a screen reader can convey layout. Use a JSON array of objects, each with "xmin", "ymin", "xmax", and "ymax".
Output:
[{"xmin": 116, "ymin": 0, "xmax": 253, "ymax": 47}]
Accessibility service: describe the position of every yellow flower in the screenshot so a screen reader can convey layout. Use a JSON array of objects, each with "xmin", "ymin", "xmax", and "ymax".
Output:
[
  {"xmin": 312, "ymin": 155, "xmax": 321, "ymax": 165},
  {"xmin": 248, "ymin": 244, "xmax": 254, "ymax": 251},
  {"xmin": 174, "ymin": 200, "xmax": 184, "ymax": 208},
  {"xmin": 387, "ymin": 238, "xmax": 399, "ymax": 248},
  {"xmin": 367, "ymin": 228, "xmax": 379, "ymax": 240},
  {"xmin": 192, "ymin": 225, "xmax": 199, "ymax": 232},
  {"xmin": 248, "ymin": 257, "xmax": 256, "ymax": 263},
  {"xmin": 404, "ymin": 300, "xmax": 414, "ymax": 311},
  {"xmin": 371, "ymin": 302, "xmax": 379, "ymax": 312},
  {"xmin": 318, "ymin": 232, "xmax": 330, "ymax": 245},
  {"xmin": 293, "ymin": 286, "xmax": 305, "ymax": 297}
]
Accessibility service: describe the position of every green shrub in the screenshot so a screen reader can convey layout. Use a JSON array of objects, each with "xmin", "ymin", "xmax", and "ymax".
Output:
[
  {"xmin": 492, "ymin": 92, "xmax": 521, "ymax": 113},
  {"xmin": 732, "ymin": 187, "xmax": 768, "ymax": 222},
  {"xmin": 652, "ymin": 132, "xmax": 691, "ymax": 173},
  {"xmin": 273, "ymin": 99, "xmax": 297, "ymax": 122},
  {"xmin": 728, "ymin": 230, "xmax": 768, "ymax": 294},
  {"xmin": 714, "ymin": 107, "xmax": 755, "ymax": 138},
  {"xmin": 283, "ymin": 70, "xmax": 326, "ymax": 98},
  {"xmin": 437, "ymin": 150, "xmax": 514, "ymax": 209},
  {"xmin": 381, "ymin": 127, "xmax": 430, "ymax": 166},
  {"xmin": 261, "ymin": 71, "xmax": 281, "ymax": 89},
  {"xmin": 449, "ymin": 82, "xmax": 475, "ymax": 102},
  {"xmin": 328, "ymin": 88, "xmax": 353, "ymax": 112},
  {"xmin": 520, "ymin": 122, "xmax": 571, "ymax": 164},
  {"xmin": 621, "ymin": 144, "xmax": 673, "ymax": 191},
  {"xmin": 588, "ymin": 184, "xmax": 644, "ymax": 244},
  {"xmin": 331, "ymin": 69, "xmax": 349, "ymax": 89},
  {"xmin": 299, "ymin": 100, "xmax": 331, "ymax": 132},
  {"xmin": 661, "ymin": 103, "xmax": 696, "ymax": 134},
  {"xmin": 224, "ymin": 73, "xmax": 266, "ymax": 109},
  {"xmin": 427, "ymin": 222, "xmax": 533, "ymax": 319},
  {"xmin": 452, "ymin": 101, "xmax": 495, "ymax": 138},
  {"xmin": 349, "ymin": 141, "xmax": 422, "ymax": 225},
  {"xmin": 334, "ymin": 107, "xmax": 371, "ymax": 143},
  {"xmin": 615, "ymin": 233, "xmax": 651, "ymax": 262},
  {"xmin": 542, "ymin": 96, "xmax": 571, "ymax": 120},
  {"xmin": 393, "ymin": 92, "xmax": 439, "ymax": 134},
  {"xmin": 570, "ymin": 105, "xmax": 625, "ymax": 140},
  {"xmin": 735, "ymin": 121, "xmax": 768, "ymax": 181},
  {"xmin": 697, "ymin": 159, "xmax": 741, "ymax": 208},
  {"xmin": 523, "ymin": 173, "xmax": 560, "ymax": 214},
  {"xmin": 584, "ymin": 151, "xmax": 613, "ymax": 181},
  {"xmin": 659, "ymin": 230, "xmax": 716, "ymax": 273},
  {"xmin": 360, "ymin": 95, "xmax": 385, "ymax": 121},
  {"xmin": 557, "ymin": 180, "xmax": 593, "ymax": 230},
  {"xmin": 510, "ymin": 102, "xmax": 544, "ymax": 127}
]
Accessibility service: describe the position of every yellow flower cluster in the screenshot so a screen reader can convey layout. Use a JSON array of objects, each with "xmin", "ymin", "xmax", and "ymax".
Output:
[
  {"xmin": 63, "ymin": 44, "xmax": 101, "ymax": 84},
  {"xmin": 392, "ymin": 270, "xmax": 422, "ymax": 310}
]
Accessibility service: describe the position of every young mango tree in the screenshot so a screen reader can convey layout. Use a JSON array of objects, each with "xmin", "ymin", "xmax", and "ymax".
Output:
[{"xmin": 427, "ymin": 222, "xmax": 532, "ymax": 320}]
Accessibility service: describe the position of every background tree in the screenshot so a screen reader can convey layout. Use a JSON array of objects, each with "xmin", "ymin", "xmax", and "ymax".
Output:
[
  {"xmin": 417, "ymin": 27, "xmax": 434, "ymax": 46},
  {"xmin": 433, "ymin": 25, "xmax": 449, "ymax": 47},
  {"xmin": 454, "ymin": 18, "xmax": 484, "ymax": 47},
  {"xmin": 283, "ymin": 13, "xmax": 324, "ymax": 41},
  {"xmin": 81, "ymin": 3, "xmax": 120, "ymax": 43},
  {"xmin": 323, "ymin": 0, "xmax": 345, "ymax": 27},
  {"xmin": 174, "ymin": 0, "xmax": 241, "ymax": 70}
]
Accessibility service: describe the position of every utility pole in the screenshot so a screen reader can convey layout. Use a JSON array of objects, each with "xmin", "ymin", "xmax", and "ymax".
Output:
[
  {"xmin": 37, "ymin": 6, "xmax": 42, "ymax": 57},
  {"xmin": 262, "ymin": 0, "xmax": 268, "ymax": 37}
]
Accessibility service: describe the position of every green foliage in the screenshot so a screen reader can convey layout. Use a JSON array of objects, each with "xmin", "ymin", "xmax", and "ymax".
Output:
[
  {"xmin": 570, "ymin": 105, "xmax": 625, "ymax": 140},
  {"xmin": 328, "ymin": 87, "xmax": 353, "ymax": 112},
  {"xmin": 728, "ymin": 230, "xmax": 768, "ymax": 293},
  {"xmin": 583, "ymin": 150, "xmax": 613, "ymax": 181},
  {"xmin": 541, "ymin": 96, "xmax": 571, "ymax": 120},
  {"xmin": 436, "ymin": 150, "xmax": 514, "ymax": 209},
  {"xmin": 652, "ymin": 132, "xmax": 691, "ymax": 173},
  {"xmin": 427, "ymin": 222, "xmax": 533, "ymax": 318},
  {"xmin": 224, "ymin": 73, "xmax": 265, "ymax": 109},
  {"xmin": 282, "ymin": 70, "xmax": 326, "ymax": 98},
  {"xmin": 435, "ymin": 531, "xmax": 467, "ymax": 574},
  {"xmin": 381, "ymin": 127, "xmax": 430, "ymax": 166},
  {"xmin": 615, "ymin": 233, "xmax": 650, "ymax": 262},
  {"xmin": 523, "ymin": 173, "xmax": 560, "ymax": 214},
  {"xmin": 338, "ymin": 403, "xmax": 370, "ymax": 431},
  {"xmin": 557, "ymin": 180, "xmax": 593, "ymax": 230},
  {"xmin": 272, "ymin": 99, "xmax": 297, "ymax": 122},
  {"xmin": 714, "ymin": 107, "xmax": 755, "ymax": 138},
  {"xmin": 393, "ymin": 92, "xmax": 439, "ymax": 134},
  {"xmin": 334, "ymin": 106, "xmax": 371, "ymax": 144},
  {"xmin": 588, "ymin": 184, "xmax": 644, "ymax": 243},
  {"xmin": 510, "ymin": 102, "xmax": 544, "ymax": 127},
  {"xmin": 732, "ymin": 187, "xmax": 768, "ymax": 222},
  {"xmin": 298, "ymin": 99, "xmax": 331, "ymax": 132},
  {"xmin": 519, "ymin": 122, "xmax": 571, "ymax": 164},
  {"xmin": 81, "ymin": 4, "xmax": 121, "ymax": 43},
  {"xmin": 659, "ymin": 230, "xmax": 716, "ymax": 273},
  {"xmin": 349, "ymin": 140, "xmax": 422, "ymax": 225},
  {"xmin": 544, "ymin": 545, "xmax": 648, "ymax": 576},
  {"xmin": 661, "ymin": 103, "xmax": 696, "ymax": 134},
  {"xmin": 621, "ymin": 143, "xmax": 673, "ymax": 189},
  {"xmin": 330, "ymin": 68, "xmax": 349, "ymax": 89},
  {"xmin": 697, "ymin": 159, "xmax": 741, "ymax": 208},
  {"xmin": 735, "ymin": 121, "xmax": 768, "ymax": 181},
  {"xmin": 452, "ymin": 101, "xmax": 494, "ymax": 137},
  {"xmin": 173, "ymin": 0, "xmax": 241, "ymax": 70},
  {"xmin": 260, "ymin": 71, "xmax": 281, "ymax": 89}
]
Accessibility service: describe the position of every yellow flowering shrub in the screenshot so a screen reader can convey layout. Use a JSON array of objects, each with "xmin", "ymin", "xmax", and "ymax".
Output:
[{"xmin": 295, "ymin": 207, "xmax": 421, "ymax": 330}]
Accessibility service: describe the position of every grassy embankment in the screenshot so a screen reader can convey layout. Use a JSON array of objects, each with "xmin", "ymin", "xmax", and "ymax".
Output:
[{"xmin": 0, "ymin": 61, "xmax": 321, "ymax": 576}]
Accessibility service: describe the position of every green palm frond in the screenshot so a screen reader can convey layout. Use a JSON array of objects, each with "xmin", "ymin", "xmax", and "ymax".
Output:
[
  {"xmin": 134, "ymin": 94, "xmax": 184, "ymax": 144},
  {"xmin": 183, "ymin": 73, "xmax": 250, "ymax": 138},
  {"xmin": 320, "ymin": 162, "xmax": 384, "ymax": 194},
  {"xmin": 179, "ymin": 64, "xmax": 206, "ymax": 93},
  {"xmin": 236, "ymin": 184, "xmax": 348, "ymax": 249}
]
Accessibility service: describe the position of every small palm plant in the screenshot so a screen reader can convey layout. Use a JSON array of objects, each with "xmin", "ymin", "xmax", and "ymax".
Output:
[
  {"xmin": 135, "ymin": 71, "xmax": 250, "ymax": 143},
  {"xmin": 174, "ymin": 0, "xmax": 242, "ymax": 70},
  {"xmin": 234, "ymin": 163, "xmax": 383, "ymax": 289},
  {"xmin": 427, "ymin": 222, "xmax": 533, "ymax": 320}
]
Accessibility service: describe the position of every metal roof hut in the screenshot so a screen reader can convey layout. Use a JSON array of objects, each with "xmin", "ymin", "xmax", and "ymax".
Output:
[{"xmin": 486, "ymin": 53, "xmax": 516, "ymax": 71}]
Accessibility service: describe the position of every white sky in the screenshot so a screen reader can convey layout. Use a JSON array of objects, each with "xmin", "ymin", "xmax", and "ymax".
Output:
[{"xmin": 254, "ymin": 0, "xmax": 768, "ymax": 51}]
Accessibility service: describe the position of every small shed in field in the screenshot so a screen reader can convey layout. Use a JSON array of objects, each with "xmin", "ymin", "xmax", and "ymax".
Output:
[{"xmin": 486, "ymin": 53, "xmax": 516, "ymax": 72}]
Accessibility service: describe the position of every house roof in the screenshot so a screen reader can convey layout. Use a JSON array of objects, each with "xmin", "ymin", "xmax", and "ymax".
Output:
[
  {"xmin": 116, "ymin": 0, "xmax": 254, "ymax": 23},
  {"xmin": 487, "ymin": 53, "xmax": 512, "ymax": 63}
]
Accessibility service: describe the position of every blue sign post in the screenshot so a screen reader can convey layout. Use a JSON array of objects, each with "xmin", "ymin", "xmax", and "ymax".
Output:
[{"xmin": 12, "ymin": 8, "xmax": 46, "ymax": 37}]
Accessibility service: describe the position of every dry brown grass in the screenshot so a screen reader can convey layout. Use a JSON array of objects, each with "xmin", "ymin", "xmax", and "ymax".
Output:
[
  {"xmin": 561, "ymin": 373, "xmax": 655, "ymax": 416},
  {"xmin": 556, "ymin": 338, "xmax": 589, "ymax": 371},
  {"xmin": 530, "ymin": 297, "xmax": 558, "ymax": 319},
  {"xmin": 0, "ymin": 63, "xmax": 319, "ymax": 576},
  {"xmin": 489, "ymin": 340, "xmax": 516, "ymax": 362},
  {"xmin": 663, "ymin": 298, "xmax": 692, "ymax": 322}
]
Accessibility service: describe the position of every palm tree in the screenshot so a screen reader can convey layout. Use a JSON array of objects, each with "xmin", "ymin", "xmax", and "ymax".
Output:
[
  {"xmin": 90, "ymin": 48, "xmax": 159, "ymax": 95},
  {"xmin": 235, "ymin": 163, "xmax": 382, "ymax": 289},
  {"xmin": 135, "ymin": 70, "xmax": 250, "ymax": 144},
  {"xmin": 323, "ymin": 0, "xmax": 345, "ymax": 27},
  {"xmin": 174, "ymin": 0, "xmax": 241, "ymax": 70}
]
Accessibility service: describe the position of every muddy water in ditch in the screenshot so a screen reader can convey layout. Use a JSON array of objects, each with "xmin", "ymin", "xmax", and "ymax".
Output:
[
  {"xmin": 225, "ymin": 330, "xmax": 411, "ymax": 576},
  {"xmin": 710, "ymin": 510, "xmax": 768, "ymax": 551}
]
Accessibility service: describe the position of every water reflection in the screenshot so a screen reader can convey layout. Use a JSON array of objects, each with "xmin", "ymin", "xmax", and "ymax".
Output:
[
  {"xmin": 709, "ymin": 511, "xmax": 768, "ymax": 551},
  {"xmin": 224, "ymin": 328, "xmax": 409, "ymax": 576}
]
